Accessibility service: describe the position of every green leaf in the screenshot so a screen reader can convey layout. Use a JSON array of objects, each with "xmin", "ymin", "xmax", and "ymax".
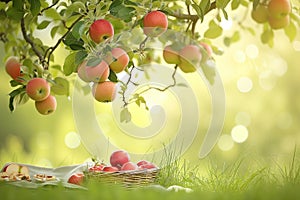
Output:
[
  {"xmin": 108, "ymin": 69, "xmax": 118, "ymax": 82},
  {"xmin": 8, "ymin": 87, "xmax": 28, "ymax": 112},
  {"xmin": 86, "ymin": 57, "xmax": 101, "ymax": 67},
  {"xmin": 51, "ymin": 77, "xmax": 70, "ymax": 96},
  {"xmin": 261, "ymin": 29, "xmax": 274, "ymax": 47},
  {"xmin": 191, "ymin": 4, "xmax": 204, "ymax": 22},
  {"xmin": 72, "ymin": 20, "xmax": 85, "ymax": 40},
  {"xmin": 75, "ymin": 50, "xmax": 88, "ymax": 66},
  {"xmin": 63, "ymin": 32, "xmax": 84, "ymax": 50},
  {"xmin": 177, "ymin": 83, "xmax": 188, "ymax": 87},
  {"xmin": 204, "ymin": 20, "xmax": 223, "ymax": 39},
  {"xmin": 44, "ymin": 8, "xmax": 61, "ymax": 20},
  {"xmin": 231, "ymin": 0, "xmax": 240, "ymax": 10},
  {"xmin": 284, "ymin": 21, "xmax": 297, "ymax": 42},
  {"xmin": 120, "ymin": 107, "xmax": 131, "ymax": 123},
  {"xmin": 51, "ymin": 25, "xmax": 60, "ymax": 38},
  {"xmin": 28, "ymin": 0, "xmax": 41, "ymax": 16},
  {"xmin": 12, "ymin": 0, "xmax": 23, "ymax": 10},
  {"xmin": 216, "ymin": 0, "xmax": 231, "ymax": 9},
  {"xmin": 63, "ymin": 52, "xmax": 77, "ymax": 76},
  {"xmin": 6, "ymin": 7, "xmax": 25, "ymax": 21},
  {"xmin": 109, "ymin": 0, "xmax": 135, "ymax": 22},
  {"xmin": 37, "ymin": 20, "xmax": 51, "ymax": 30},
  {"xmin": 199, "ymin": 0, "xmax": 210, "ymax": 13}
]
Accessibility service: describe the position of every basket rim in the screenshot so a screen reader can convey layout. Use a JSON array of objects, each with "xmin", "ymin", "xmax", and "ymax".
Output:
[{"xmin": 84, "ymin": 168, "xmax": 160, "ymax": 175}]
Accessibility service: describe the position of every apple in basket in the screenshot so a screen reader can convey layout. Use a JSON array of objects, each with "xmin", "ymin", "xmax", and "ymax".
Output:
[
  {"xmin": 102, "ymin": 166, "xmax": 119, "ymax": 172},
  {"xmin": 68, "ymin": 173, "xmax": 84, "ymax": 185},
  {"xmin": 89, "ymin": 163, "xmax": 106, "ymax": 172},
  {"xmin": 110, "ymin": 150, "xmax": 130, "ymax": 169},
  {"xmin": 121, "ymin": 162, "xmax": 139, "ymax": 171}
]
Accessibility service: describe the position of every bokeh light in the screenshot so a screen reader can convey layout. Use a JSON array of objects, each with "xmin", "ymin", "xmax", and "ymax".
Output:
[
  {"xmin": 245, "ymin": 44, "xmax": 259, "ymax": 59},
  {"xmin": 218, "ymin": 134, "xmax": 234, "ymax": 151},
  {"xmin": 231, "ymin": 125, "xmax": 248, "ymax": 143},
  {"xmin": 237, "ymin": 76, "xmax": 253, "ymax": 93},
  {"xmin": 235, "ymin": 112, "xmax": 251, "ymax": 127},
  {"xmin": 293, "ymin": 40, "xmax": 300, "ymax": 51},
  {"xmin": 64, "ymin": 131, "xmax": 81, "ymax": 149},
  {"xmin": 234, "ymin": 50, "xmax": 246, "ymax": 63}
]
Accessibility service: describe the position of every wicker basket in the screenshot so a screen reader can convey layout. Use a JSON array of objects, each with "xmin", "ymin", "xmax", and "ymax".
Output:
[{"xmin": 84, "ymin": 168, "xmax": 159, "ymax": 188}]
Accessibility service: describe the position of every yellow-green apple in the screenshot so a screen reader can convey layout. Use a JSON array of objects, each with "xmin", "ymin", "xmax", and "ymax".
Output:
[
  {"xmin": 86, "ymin": 60, "xmax": 110, "ymax": 83},
  {"xmin": 102, "ymin": 166, "xmax": 119, "ymax": 172},
  {"xmin": 110, "ymin": 150, "xmax": 130, "ymax": 169},
  {"xmin": 268, "ymin": 15, "xmax": 290, "ymax": 29},
  {"xmin": 89, "ymin": 19, "xmax": 114, "ymax": 43},
  {"xmin": 26, "ymin": 78, "xmax": 50, "ymax": 101},
  {"xmin": 251, "ymin": 4, "xmax": 269, "ymax": 23},
  {"xmin": 5, "ymin": 56, "xmax": 23, "ymax": 81},
  {"xmin": 105, "ymin": 48, "xmax": 129, "ymax": 73},
  {"xmin": 121, "ymin": 162, "xmax": 138, "ymax": 171},
  {"xmin": 92, "ymin": 81, "xmax": 117, "ymax": 102},
  {"xmin": 68, "ymin": 173, "xmax": 84, "ymax": 185},
  {"xmin": 268, "ymin": 0, "xmax": 291, "ymax": 19},
  {"xmin": 163, "ymin": 45, "xmax": 181, "ymax": 64},
  {"xmin": 143, "ymin": 10, "xmax": 168, "ymax": 37},
  {"xmin": 35, "ymin": 95, "xmax": 57, "ymax": 115},
  {"xmin": 178, "ymin": 45, "xmax": 202, "ymax": 73}
]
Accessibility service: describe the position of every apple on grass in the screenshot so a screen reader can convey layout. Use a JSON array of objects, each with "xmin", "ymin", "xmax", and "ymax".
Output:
[
  {"xmin": 68, "ymin": 173, "xmax": 84, "ymax": 185},
  {"xmin": 143, "ymin": 10, "xmax": 168, "ymax": 37},
  {"xmin": 26, "ymin": 78, "xmax": 50, "ymax": 101},
  {"xmin": 89, "ymin": 19, "xmax": 114, "ymax": 44},
  {"xmin": 35, "ymin": 95, "xmax": 57, "ymax": 115}
]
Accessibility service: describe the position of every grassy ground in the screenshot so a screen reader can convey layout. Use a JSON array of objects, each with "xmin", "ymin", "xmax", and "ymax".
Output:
[{"xmin": 1, "ymin": 150, "xmax": 300, "ymax": 200}]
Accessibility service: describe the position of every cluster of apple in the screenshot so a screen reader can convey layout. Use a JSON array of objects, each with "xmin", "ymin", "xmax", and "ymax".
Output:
[
  {"xmin": 162, "ymin": 42, "xmax": 212, "ymax": 73},
  {"xmin": 0, "ymin": 163, "xmax": 30, "ymax": 181},
  {"xmin": 77, "ymin": 10, "xmax": 168, "ymax": 103},
  {"xmin": 251, "ymin": 0, "xmax": 291, "ymax": 29},
  {"xmin": 89, "ymin": 150, "xmax": 157, "ymax": 173},
  {"xmin": 5, "ymin": 57, "xmax": 57, "ymax": 115}
]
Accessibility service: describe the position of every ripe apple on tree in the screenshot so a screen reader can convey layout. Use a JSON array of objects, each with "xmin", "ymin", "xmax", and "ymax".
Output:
[
  {"xmin": 105, "ymin": 47, "xmax": 129, "ymax": 73},
  {"xmin": 92, "ymin": 81, "xmax": 117, "ymax": 103},
  {"xmin": 163, "ymin": 45, "xmax": 181, "ymax": 64},
  {"xmin": 251, "ymin": 4, "xmax": 269, "ymax": 24},
  {"xmin": 5, "ymin": 56, "xmax": 23, "ymax": 81},
  {"xmin": 35, "ymin": 95, "xmax": 57, "ymax": 115},
  {"xmin": 143, "ymin": 10, "xmax": 168, "ymax": 37},
  {"xmin": 178, "ymin": 45, "xmax": 202, "ymax": 73},
  {"xmin": 26, "ymin": 78, "xmax": 50, "ymax": 101},
  {"xmin": 89, "ymin": 19, "xmax": 114, "ymax": 43},
  {"xmin": 85, "ymin": 60, "xmax": 110, "ymax": 83}
]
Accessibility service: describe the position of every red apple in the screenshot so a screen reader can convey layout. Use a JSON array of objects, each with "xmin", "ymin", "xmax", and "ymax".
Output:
[
  {"xmin": 110, "ymin": 150, "xmax": 130, "ymax": 169},
  {"xmin": 105, "ymin": 48, "xmax": 129, "ymax": 73},
  {"xmin": 26, "ymin": 78, "xmax": 50, "ymax": 101},
  {"xmin": 268, "ymin": 0, "xmax": 291, "ymax": 19},
  {"xmin": 68, "ymin": 173, "xmax": 84, "ymax": 185},
  {"xmin": 89, "ymin": 164, "xmax": 106, "ymax": 172},
  {"xmin": 139, "ymin": 163, "xmax": 157, "ymax": 170},
  {"xmin": 268, "ymin": 15, "xmax": 290, "ymax": 29},
  {"xmin": 35, "ymin": 95, "xmax": 57, "ymax": 115},
  {"xmin": 77, "ymin": 61, "xmax": 91, "ymax": 82},
  {"xmin": 86, "ymin": 60, "xmax": 110, "ymax": 83},
  {"xmin": 251, "ymin": 4, "xmax": 269, "ymax": 23},
  {"xmin": 143, "ymin": 10, "xmax": 168, "ymax": 37},
  {"xmin": 92, "ymin": 81, "xmax": 117, "ymax": 102},
  {"xmin": 5, "ymin": 56, "xmax": 22, "ymax": 81},
  {"xmin": 121, "ymin": 162, "xmax": 138, "ymax": 171},
  {"xmin": 179, "ymin": 45, "xmax": 202, "ymax": 73},
  {"xmin": 163, "ymin": 45, "xmax": 180, "ymax": 64},
  {"xmin": 89, "ymin": 19, "xmax": 114, "ymax": 43},
  {"xmin": 102, "ymin": 166, "xmax": 119, "ymax": 172},
  {"xmin": 136, "ymin": 160, "xmax": 149, "ymax": 167}
]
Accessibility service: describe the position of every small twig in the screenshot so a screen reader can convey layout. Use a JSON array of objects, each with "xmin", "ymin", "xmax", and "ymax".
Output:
[
  {"xmin": 39, "ymin": 0, "xmax": 59, "ymax": 15},
  {"xmin": 44, "ymin": 15, "xmax": 84, "ymax": 66},
  {"xmin": 21, "ymin": 18, "xmax": 47, "ymax": 69}
]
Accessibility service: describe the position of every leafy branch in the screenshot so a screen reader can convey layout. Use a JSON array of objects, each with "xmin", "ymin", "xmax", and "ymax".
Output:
[{"xmin": 20, "ymin": 18, "xmax": 47, "ymax": 68}]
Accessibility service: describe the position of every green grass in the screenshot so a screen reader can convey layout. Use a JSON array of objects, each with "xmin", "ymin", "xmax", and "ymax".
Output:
[{"xmin": 1, "ymin": 149, "xmax": 300, "ymax": 200}]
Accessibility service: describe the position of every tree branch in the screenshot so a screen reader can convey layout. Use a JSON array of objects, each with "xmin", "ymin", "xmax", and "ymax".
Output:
[
  {"xmin": 169, "ymin": 1, "xmax": 217, "ymax": 21},
  {"xmin": 44, "ymin": 15, "xmax": 85, "ymax": 66},
  {"xmin": 21, "ymin": 18, "xmax": 47, "ymax": 69}
]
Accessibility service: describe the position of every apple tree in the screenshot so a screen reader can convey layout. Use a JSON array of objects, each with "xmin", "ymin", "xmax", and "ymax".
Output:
[{"xmin": 0, "ymin": 0, "xmax": 299, "ymax": 121}]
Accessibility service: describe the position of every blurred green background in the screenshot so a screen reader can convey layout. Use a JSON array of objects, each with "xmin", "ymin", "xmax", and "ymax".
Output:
[{"xmin": 1, "ymin": 14, "xmax": 300, "ymax": 169}]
